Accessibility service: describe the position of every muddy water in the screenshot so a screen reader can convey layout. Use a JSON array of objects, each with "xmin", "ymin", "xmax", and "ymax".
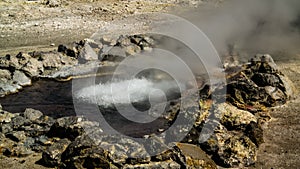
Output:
[
  {"xmin": 0, "ymin": 79, "xmax": 75, "ymax": 118},
  {"xmin": 0, "ymin": 77, "xmax": 173, "ymax": 137}
]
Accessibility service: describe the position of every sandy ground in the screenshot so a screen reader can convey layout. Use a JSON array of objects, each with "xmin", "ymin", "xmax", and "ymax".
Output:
[{"xmin": 0, "ymin": 0, "xmax": 299, "ymax": 169}]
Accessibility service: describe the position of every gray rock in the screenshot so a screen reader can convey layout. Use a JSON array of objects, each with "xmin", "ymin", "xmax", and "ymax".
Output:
[
  {"xmin": 40, "ymin": 52, "xmax": 62, "ymax": 69},
  {"xmin": 23, "ymin": 108, "xmax": 43, "ymax": 121},
  {"xmin": 78, "ymin": 39, "xmax": 102, "ymax": 61},
  {"xmin": 0, "ymin": 82, "xmax": 20, "ymax": 97},
  {"xmin": 12, "ymin": 70, "xmax": 31, "ymax": 86},
  {"xmin": 21, "ymin": 57, "xmax": 44, "ymax": 77}
]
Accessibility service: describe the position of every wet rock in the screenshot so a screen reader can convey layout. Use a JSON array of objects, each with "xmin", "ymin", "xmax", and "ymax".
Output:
[
  {"xmin": 6, "ymin": 131, "xmax": 27, "ymax": 142},
  {"xmin": 33, "ymin": 114, "xmax": 55, "ymax": 126},
  {"xmin": 0, "ymin": 82, "xmax": 20, "ymax": 97},
  {"xmin": 12, "ymin": 70, "xmax": 31, "ymax": 86},
  {"xmin": 42, "ymin": 138, "xmax": 71, "ymax": 167},
  {"xmin": 23, "ymin": 108, "xmax": 43, "ymax": 122},
  {"xmin": 47, "ymin": 116, "xmax": 99, "ymax": 140}
]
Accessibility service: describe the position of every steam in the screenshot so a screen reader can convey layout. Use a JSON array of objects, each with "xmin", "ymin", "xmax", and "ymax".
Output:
[
  {"xmin": 74, "ymin": 78, "xmax": 183, "ymax": 107},
  {"xmin": 175, "ymin": 0, "xmax": 300, "ymax": 62}
]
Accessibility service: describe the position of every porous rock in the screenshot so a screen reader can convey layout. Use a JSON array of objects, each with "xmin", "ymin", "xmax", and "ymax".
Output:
[{"xmin": 42, "ymin": 138, "xmax": 71, "ymax": 167}]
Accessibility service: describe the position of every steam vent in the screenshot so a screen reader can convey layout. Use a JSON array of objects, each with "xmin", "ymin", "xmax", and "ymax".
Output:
[{"xmin": 0, "ymin": 0, "xmax": 300, "ymax": 169}]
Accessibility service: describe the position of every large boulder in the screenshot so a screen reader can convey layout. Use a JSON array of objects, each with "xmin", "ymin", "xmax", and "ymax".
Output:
[
  {"xmin": 60, "ymin": 130, "xmax": 150, "ymax": 168},
  {"xmin": 224, "ymin": 54, "xmax": 296, "ymax": 112}
]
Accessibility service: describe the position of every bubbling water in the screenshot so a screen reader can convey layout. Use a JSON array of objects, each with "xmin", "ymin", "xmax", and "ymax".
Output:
[{"xmin": 74, "ymin": 78, "xmax": 184, "ymax": 108}]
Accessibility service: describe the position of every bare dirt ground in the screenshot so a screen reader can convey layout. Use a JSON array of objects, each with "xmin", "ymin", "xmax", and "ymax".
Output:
[
  {"xmin": 0, "ymin": 0, "xmax": 177, "ymax": 56},
  {"xmin": 0, "ymin": 0, "xmax": 299, "ymax": 169},
  {"xmin": 255, "ymin": 61, "xmax": 300, "ymax": 169}
]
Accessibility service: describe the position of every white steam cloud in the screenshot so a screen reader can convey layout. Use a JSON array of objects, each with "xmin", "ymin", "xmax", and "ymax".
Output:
[
  {"xmin": 74, "ymin": 78, "xmax": 184, "ymax": 107},
  {"xmin": 175, "ymin": 0, "xmax": 300, "ymax": 61}
]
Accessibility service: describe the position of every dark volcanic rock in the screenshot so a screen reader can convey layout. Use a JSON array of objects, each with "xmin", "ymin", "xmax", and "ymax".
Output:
[
  {"xmin": 224, "ymin": 54, "xmax": 296, "ymax": 112},
  {"xmin": 42, "ymin": 138, "xmax": 71, "ymax": 167},
  {"xmin": 60, "ymin": 130, "xmax": 150, "ymax": 168},
  {"xmin": 6, "ymin": 131, "xmax": 27, "ymax": 142},
  {"xmin": 47, "ymin": 116, "xmax": 99, "ymax": 140},
  {"xmin": 200, "ymin": 125, "xmax": 257, "ymax": 167},
  {"xmin": 3, "ymin": 144, "xmax": 35, "ymax": 157},
  {"xmin": 244, "ymin": 121, "xmax": 264, "ymax": 146},
  {"xmin": 11, "ymin": 116, "xmax": 31, "ymax": 129}
]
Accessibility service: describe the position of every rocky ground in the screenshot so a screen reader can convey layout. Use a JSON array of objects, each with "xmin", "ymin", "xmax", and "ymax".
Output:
[
  {"xmin": 0, "ymin": 0, "xmax": 215, "ymax": 56},
  {"xmin": 0, "ymin": 0, "xmax": 299, "ymax": 169}
]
